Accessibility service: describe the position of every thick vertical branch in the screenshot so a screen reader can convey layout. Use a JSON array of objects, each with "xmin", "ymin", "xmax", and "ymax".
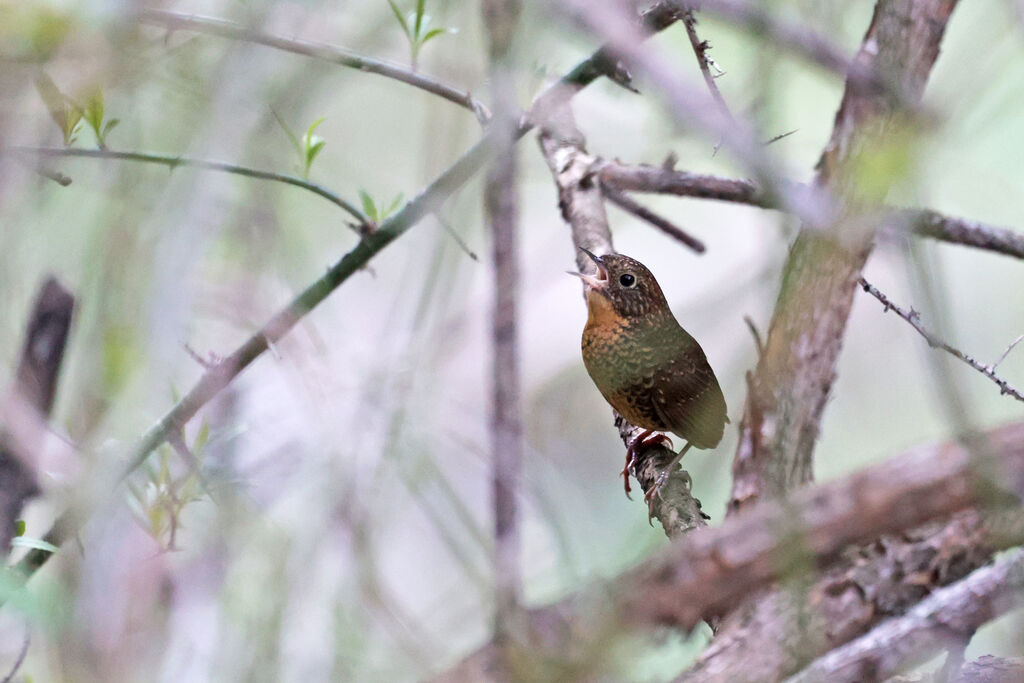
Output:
[
  {"xmin": 729, "ymin": 0, "xmax": 959, "ymax": 514},
  {"xmin": 483, "ymin": 0, "xmax": 524, "ymax": 645},
  {"xmin": 0, "ymin": 277, "xmax": 74, "ymax": 552}
]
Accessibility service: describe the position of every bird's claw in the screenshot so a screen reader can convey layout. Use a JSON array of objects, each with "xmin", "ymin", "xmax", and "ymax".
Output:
[{"xmin": 622, "ymin": 431, "xmax": 673, "ymax": 499}]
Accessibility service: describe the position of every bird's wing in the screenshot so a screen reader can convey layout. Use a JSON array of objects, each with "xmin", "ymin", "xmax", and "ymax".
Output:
[{"xmin": 650, "ymin": 336, "xmax": 728, "ymax": 449}]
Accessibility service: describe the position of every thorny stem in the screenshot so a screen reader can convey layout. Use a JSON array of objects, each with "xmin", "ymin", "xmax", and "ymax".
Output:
[{"xmin": 858, "ymin": 278, "xmax": 1024, "ymax": 403}]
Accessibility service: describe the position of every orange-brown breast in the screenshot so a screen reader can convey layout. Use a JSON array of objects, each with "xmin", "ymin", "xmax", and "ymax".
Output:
[{"xmin": 581, "ymin": 291, "xmax": 728, "ymax": 448}]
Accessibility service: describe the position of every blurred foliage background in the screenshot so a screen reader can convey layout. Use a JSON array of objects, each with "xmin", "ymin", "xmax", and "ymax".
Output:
[{"xmin": 0, "ymin": 0, "xmax": 1022, "ymax": 680}]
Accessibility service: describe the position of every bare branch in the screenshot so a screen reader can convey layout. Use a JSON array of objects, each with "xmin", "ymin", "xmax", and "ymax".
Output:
[
  {"xmin": 680, "ymin": 6, "xmax": 736, "ymax": 125},
  {"xmin": 787, "ymin": 550, "xmax": 1024, "ymax": 683},
  {"xmin": 912, "ymin": 209, "xmax": 1024, "ymax": 261},
  {"xmin": 598, "ymin": 161, "xmax": 1024, "ymax": 260},
  {"xmin": 440, "ymin": 421, "xmax": 1024, "ymax": 681},
  {"xmin": 684, "ymin": 0, "xmax": 863, "ymax": 86},
  {"xmin": 603, "ymin": 187, "xmax": 706, "ymax": 253},
  {"xmin": 858, "ymin": 278, "xmax": 1024, "ymax": 402},
  {"xmin": 994, "ymin": 334, "xmax": 1024, "ymax": 371},
  {"xmin": 483, "ymin": 0, "xmax": 524, "ymax": 648},
  {"xmin": 4, "ymin": 146, "xmax": 372, "ymax": 232},
  {"xmin": 136, "ymin": 9, "xmax": 492, "ymax": 123},
  {"xmin": 680, "ymin": 510, "xmax": 1018, "ymax": 682}
]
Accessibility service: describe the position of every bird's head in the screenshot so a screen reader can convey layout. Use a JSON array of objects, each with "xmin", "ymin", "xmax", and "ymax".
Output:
[{"xmin": 571, "ymin": 249, "xmax": 670, "ymax": 321}]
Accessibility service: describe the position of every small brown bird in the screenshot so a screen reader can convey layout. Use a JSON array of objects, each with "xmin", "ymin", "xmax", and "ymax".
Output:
[{"xmin": 573, "ymin": 249, "xmax": 728, "ymax": 499}]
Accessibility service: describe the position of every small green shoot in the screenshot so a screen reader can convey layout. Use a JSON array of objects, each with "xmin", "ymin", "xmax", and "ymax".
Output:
[
  {"xmin": 81, "ymin": 90, "xmax": 120, "ymax": 149},
  {"xmin": 387, "ymin": 0, "xmax": 457, "ymax": 69},
  {"xmin": 273, "ymin": 110, "xmax": 327, "ymax": 179},
  {"xmin": 358, "ymin": 190, "xmax": 404, "ymax": 223},
  {"xmin": 35, "ymin": 72, "xmax": 82, "ymax": 146}
]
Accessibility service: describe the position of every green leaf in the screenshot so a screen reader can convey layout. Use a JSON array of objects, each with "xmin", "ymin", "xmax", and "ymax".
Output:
[
  {"xmin": 194, "ymin": 420, "xmax": 211, "ymax": 454},
  {"xmin": 414, "ymin": 0, "xmax": 426, "ymax": 37},
  {"xmin": 305, "ymin": 139, "xmax": 326, "ymax": 170},
  {"xmin": 359, "ymin": 190, "xmax": 378, "ymax": 222},
  {"xmin": 12, "ymin": 537, "xmax": 59, "ymax": 554},
  {"xmin": 100, "ymin": 117, "xmax": 120, "ymax": 145},
  {"xmin": 385, "ymin": 193, "xmax": 404, "ymax": 217},
  {"xmin": 421, "ymin": 26, "xmax": 455, "ymax": 45},
  {"xmin": 14, "ymin": 520, "xmax": 26, "ymax": 537},
  {"xmin": 83, "ymin": 90, "xmax": 104, "ymax": 134},
  {"xmin": 387, "ymin": 0, "xmax": 412, "ymax": 40}
]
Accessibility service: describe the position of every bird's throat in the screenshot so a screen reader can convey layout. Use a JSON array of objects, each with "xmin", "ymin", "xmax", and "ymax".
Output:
[{"xmin": 585, "ymin": 288, "xmax": 618, "ymax": 328}]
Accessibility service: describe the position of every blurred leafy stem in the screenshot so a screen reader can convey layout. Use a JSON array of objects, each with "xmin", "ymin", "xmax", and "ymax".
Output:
[
  {"xmin": 387, "ymin": 0, "xmax": 457, "ymax": 69},
  {"xmin": 34, "ymin": 73, "xmax": 82, "ymax": 146},
  {"xmin": 126, "ymin": 421, "xmax": 211, "ymax": 550},
  {"xmin": 359, "ymin": 190, "xmax": 405, "ymax": 223},
  {"xmin": 273, "ymin": 111, "xmax": 327, "ymax": 180}
]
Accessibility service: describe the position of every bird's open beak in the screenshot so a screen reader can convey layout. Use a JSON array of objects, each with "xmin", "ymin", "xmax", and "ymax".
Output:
[{"xmin": 568, "ymin": 248, "xmax": 609, "ymax": 289}]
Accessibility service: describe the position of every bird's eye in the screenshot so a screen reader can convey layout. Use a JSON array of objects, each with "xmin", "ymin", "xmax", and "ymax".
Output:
[{"xmin": 619, "ymin": 273, "xmax": 637, "ymax": 288}]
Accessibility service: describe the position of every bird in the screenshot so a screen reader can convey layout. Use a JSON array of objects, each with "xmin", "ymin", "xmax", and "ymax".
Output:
[{"xmin": 572, "ymin": 248, "xmax": 728, "ymax": 501}]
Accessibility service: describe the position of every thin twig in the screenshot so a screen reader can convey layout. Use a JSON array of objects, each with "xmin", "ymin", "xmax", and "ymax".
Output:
[
  {"xmin": 744, "ymin": 315, "xmax": 764, "ymax": 358},
  {"xmin": 681, "ymin": 6, "xmax": 735, "ymax": 124},
  {"xmin": 994, "ymin": 334, "xmax": 1024, "ymax": 371},
  {"xmin": 603, "ymin": 186, "xmax": 706, "ymax": 253},
  {"xmin": 11, "ymin": 0, "xmax": 688, "ymax": 589},
  {"xmin": 1, "ymin": 630, "xmax": 29, "ymax": 683},
  {"xmin": 764, "ymin": 128, "xmax": 798, "ymax": 146},
  {"xmin": 137, "ymin": 9, "xmax": 492, "ymax": 124},
  {"xmin": 5, "ymin": 146, "xmax": 371, "ymax": 232},
  {"xmin": 858, "ymin": 278, "xmax": 1024, "ymax": 403},
  {"xmin": 433, "ymin": 213, "xmax": 478, "ymax": 261}
]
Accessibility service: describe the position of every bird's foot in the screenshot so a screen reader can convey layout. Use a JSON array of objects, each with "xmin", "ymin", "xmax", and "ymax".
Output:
[
  {"xmin": 644, "ymin": 442, "xmax": 694, "ymax": 505},
  {"xmin": 622, "ymin": 430, "xmax": 674, "ymax": 499}
]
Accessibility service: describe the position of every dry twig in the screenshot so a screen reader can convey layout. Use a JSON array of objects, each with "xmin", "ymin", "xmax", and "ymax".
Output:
[{"xmin": 858, "ymin": 278, "xmax": 1024, "ymax": 403}]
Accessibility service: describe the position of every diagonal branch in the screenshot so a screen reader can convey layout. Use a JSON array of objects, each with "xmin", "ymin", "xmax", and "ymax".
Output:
[
  {"xmin": 437, "ymin": 421, "xmax": 1024, "ymax": 680},
  {"xmin": 858, "ymin": 278, "xmax": 1024, "ymax": 402},
  {"xmin": 786, "ymin": 549, "xmax": 1024, "ymax": 683},
  {"xmin": 12, "ymin": 0, "xmax": 689, "ymax": 592},
  {"xmin": 603, "ymin": 186, "xmax": 706, "ymax": 253},
  {"xmin": 136, "ymin": 9, "xmax": 492, "ymax": 123}
]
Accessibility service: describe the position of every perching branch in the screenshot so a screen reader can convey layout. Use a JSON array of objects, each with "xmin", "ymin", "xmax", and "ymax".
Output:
[
  {"xmin": 13, "ymin": 0, "xmax": 688, "ymax": 589},
  {"xmin": 538, "ymin": 112, "xmax": 710, "ymax": 538},
  {"xmin": 136, "ymin": 9, "xmax": 492, "ymax": 124},
  {"xmin": 4, "ymin": 146, "xmax": 371, "ymax": 231},
  {"xmin": 858, "ymin": 278, "xmax": 1024, "ymax": 403},
  {"xmin": 787, "ymin": 550, "xmax": 1024, "ymax": 683}
]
